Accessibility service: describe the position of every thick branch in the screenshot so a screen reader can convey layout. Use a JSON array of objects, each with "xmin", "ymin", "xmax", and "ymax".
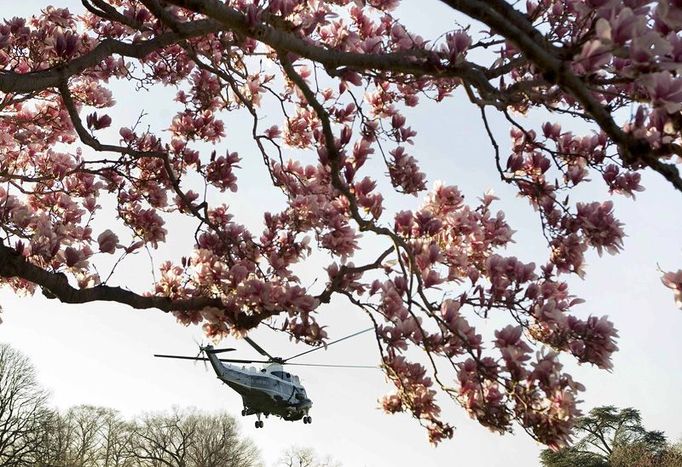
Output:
[
  {"xmin": 0, "ymin": 20, "xmax": 220, "ymax": 94},
  {"xmin": 0, "ymin": 241, "xmax": 221, "ymax": 312}
]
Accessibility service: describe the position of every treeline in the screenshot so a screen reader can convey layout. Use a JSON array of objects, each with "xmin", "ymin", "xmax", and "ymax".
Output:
[
  {"xmin": 0, "ymin": 344, "xmax": 260, "ymax": 467},
  {"xmin": 7, "ymin": 405, "xmax": 260, "ymax": 467}
]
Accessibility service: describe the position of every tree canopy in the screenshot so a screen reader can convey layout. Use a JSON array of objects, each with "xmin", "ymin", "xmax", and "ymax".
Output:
[
  {"xmin": 0, "ymin": 0, "xmax": 680, "ymax": 446},
  {"xmin": 540, "ymin": 405, "xmax": 682, "ymax": 467}
]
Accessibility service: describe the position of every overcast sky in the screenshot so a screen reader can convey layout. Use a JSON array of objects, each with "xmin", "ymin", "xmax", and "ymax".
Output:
[{"xmin": 1, "ymin": 2, "xmax": 682, "ymax": 466}]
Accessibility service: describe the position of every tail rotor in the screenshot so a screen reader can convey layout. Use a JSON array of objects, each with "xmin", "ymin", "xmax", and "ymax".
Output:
[{"xmin": 193, "ymin": 345, "xmax": 208, "ymax": 371}]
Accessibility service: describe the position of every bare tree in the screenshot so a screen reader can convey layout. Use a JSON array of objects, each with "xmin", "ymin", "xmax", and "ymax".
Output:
[
  {"xmin": 69, "ymin": 406, "xmax": 111, "ymax": 466},
  {"xmin": 278, "ymin": 447, "xmax": 341, "ymax": 467},
  {"xmin": 130, "ymin": 409, "xmax": 192, "ymax": 467},
  {"xmin": 0, "ymin": 343, "xmax": 52, "ymax": 466},
  {"xmin": 98, "ymin": 409, "xmax": 135, "ymax": 467},
  {"xmin": 27, "ymin": 404, "xmax": 134, "ymax": 467},
  {"xmin": 35, "ymin": 410, "xmax": 74, "ymax": 466},
  {"xmin": 130, "ymin": 408, "xmax": 260, "ymax": 467},
  {"xmin": 186, "ymin": 412, "xmax": 260, "ymax": 467},
  {"xmin": 63, "ymin": 406, "xmax": 135, "ymax": 467},
  {"xmin": 610, "ymin": 443, "xmax": 682, "ymax": 467}
]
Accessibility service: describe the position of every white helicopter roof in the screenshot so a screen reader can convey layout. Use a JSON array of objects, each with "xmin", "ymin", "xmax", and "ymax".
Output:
[{"xmin": 231, "ymin": 362, "xmax": 302, "ymax": 386}]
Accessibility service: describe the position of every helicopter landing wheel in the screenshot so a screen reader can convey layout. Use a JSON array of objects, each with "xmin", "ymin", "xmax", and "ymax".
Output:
[
  {"xmin": 241, "ymin": 409, "xmax": 247, "ymax": 416},
  {"xmin": 255, "ymin": 420, "xmax": 264, "ymax": 428},
  {"xmin": 303, "ymin": 416, "xmax": 311, "ymax": 424}
]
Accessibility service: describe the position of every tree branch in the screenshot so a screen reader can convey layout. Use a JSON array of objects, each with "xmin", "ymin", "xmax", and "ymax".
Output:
[
  {"xmin": 165, "ymin": 0, "xmax": 505, "ymax": 101},
  {"xmin": 0, "ymin": 241, "xmax": 222, "ymax": 313},
  {"xmin": 0, "ymin": 20, "xmax": 221, "ymax": 94},
  {"xmin": 439, "ymin": 0, "xmax": 682, "ymax": 192}
]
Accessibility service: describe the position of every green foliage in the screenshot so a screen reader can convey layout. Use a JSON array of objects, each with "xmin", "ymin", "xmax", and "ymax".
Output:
[{"xmin": 540, "ymin": 406, "xmax": 681, "ymax": 467}]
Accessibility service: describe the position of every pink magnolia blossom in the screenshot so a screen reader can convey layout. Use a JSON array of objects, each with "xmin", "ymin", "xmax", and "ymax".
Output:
[
  {"xmin": 662, "ymin": 270, "xmax": 682, "ymax": 308},
  {"xmin": 645, "ymin": 71, "xmax": 682, "ymax": 113},
  {"xmin": 97, "ymin": 229, "xmax": 118, "ymax": 254}
]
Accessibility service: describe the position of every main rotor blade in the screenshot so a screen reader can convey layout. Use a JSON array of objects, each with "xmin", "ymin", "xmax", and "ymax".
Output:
[
  {"xmin": 243, "ymin": 336, "xmax": 275, "ymax": 360},
  {"xmin": 154, "ymin": 354, "xmax": 271, "ymax": 365},
  {"xmin": 283, "ymin": 327, "xmax": 374, "ymax": 363},
  {"xmin": 208, "ymin": 347, "xmax": 236, "ymax": 354},
  {"xmin": 284, "ymin": 362, "xmax": 378, "ymax": 369},
  {"xmin": 154, "ymin": 354, "xmax": 207, "ymax": 361}
]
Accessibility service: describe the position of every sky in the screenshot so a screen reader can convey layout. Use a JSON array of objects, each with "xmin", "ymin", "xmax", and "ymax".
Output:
[{"xmin": 1, "ymin": 2, "xmax": 682, "ymax": 467}]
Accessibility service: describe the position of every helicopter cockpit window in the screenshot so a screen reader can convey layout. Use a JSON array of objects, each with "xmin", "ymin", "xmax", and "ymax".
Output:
[
  {"xmin": 295, "ymin": 387, "xmax": 307, "ymax": 400},
  {"xmin": 271, "ymin": 371, "xmax": 292, "ymax": 381}
]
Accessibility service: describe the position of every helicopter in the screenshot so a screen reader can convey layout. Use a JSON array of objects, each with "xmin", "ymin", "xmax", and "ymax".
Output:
[{"xmin": 154, "ymin": 328, "xmax": 375, "ymax": 428}]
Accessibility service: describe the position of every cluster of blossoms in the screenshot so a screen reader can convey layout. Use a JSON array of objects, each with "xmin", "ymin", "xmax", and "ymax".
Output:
[
  {"xmin": 0, "ymin": 0, "xmax": 679, "ymax": 448},
  {"xmin": 361, "ymin": 185, "xmax": 618, "ymax": 443}
]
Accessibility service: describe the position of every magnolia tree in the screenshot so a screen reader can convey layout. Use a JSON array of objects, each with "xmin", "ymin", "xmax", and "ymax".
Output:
[{"xmin": 0, "ymin": 0, "xmax": 681, "ymax": 448}]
